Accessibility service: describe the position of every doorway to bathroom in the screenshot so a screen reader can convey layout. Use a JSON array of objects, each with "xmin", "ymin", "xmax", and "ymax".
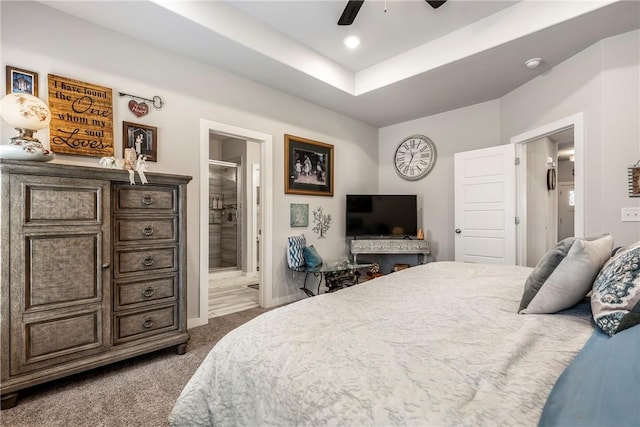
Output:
[
  {"xmin": 207, "ymin": 135, "xmax": 261, "ymax": 318},
  {"xmin": 197, "ymin": 118, "xmax": 272, "ymax": 328}
]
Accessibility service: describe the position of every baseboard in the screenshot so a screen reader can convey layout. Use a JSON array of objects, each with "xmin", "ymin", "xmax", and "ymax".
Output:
[
  {"xmin": 268, "ymin": 292, "xmax": 304, "ymax": 308},
  {"xmin": 187, "ymin": 315, "xmax": 208, "ymax": 329}
]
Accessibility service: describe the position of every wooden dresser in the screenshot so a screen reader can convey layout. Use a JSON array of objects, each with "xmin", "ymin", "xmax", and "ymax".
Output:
[{"xmin": 0, "ymin": 160, "xmax": 191, "ymax": 409}]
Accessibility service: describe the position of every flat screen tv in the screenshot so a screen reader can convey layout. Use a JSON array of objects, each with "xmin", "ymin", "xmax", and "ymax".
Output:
[{"xmin": 346, "ymin": 194, "xmax": 417, "ymax": 238}]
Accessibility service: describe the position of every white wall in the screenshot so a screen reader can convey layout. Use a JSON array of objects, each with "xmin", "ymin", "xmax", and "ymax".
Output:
[
  {"xmin": 378, "ymin": 100, "xmax": 501, "ymax": 261},
  {"xmin": 1, "ymin": 1, "xmax": 379, "ymax": 319},
  {"xmin": 501, "ymin": 29, "xmax": 640, "ymax": 248}
]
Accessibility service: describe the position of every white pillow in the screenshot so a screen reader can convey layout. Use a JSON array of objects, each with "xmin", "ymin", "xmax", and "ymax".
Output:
[{"xmin": 520, "ymin": 235, "xmax": 613, "ymax": 314}]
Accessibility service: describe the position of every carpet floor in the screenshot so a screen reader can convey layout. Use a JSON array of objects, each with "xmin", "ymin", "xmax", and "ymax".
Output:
[{"xmin": 1, "ymin": 306, "xmax": 271, "ymax": 427}]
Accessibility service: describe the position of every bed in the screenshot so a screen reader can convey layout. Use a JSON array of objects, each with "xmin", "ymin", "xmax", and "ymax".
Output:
[{"xmin": 169, "ymin": 261, "xmax": 596, "ymax": 426}]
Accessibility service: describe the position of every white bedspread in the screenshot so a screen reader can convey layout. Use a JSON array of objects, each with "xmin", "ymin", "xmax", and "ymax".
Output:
[{"xmin": 170, "ymin": 262, "xmax": 594, "ymax": 426}]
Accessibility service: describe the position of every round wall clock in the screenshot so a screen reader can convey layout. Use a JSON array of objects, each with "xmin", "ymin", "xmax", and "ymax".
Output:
[{"xmin": 393, "ymin": 134, "xmax": 437, "ymax": 181}]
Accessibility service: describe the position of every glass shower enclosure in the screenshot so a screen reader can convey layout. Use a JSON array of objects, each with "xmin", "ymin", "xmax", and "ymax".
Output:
[{"xmin": 208, "ymin": 160, "xmax": 241, "ymax": 272}]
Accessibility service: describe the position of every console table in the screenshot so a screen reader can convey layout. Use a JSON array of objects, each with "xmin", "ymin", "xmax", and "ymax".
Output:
[
  {"xmin": 350, "ymin": 239, "xmax": 431, "ymax": 264},
  {"xmin": 291, "ymin": 261, "xmax": 374, "ymax": 297}
]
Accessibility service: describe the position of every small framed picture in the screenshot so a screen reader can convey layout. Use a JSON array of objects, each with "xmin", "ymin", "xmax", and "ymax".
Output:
[
  {"xmin": 629, "ymin": 166, "xmax": 640, "ymax": 197},
  {"xmin": 290, "ymin": 203, "xmax": 309, "ymax": 227},
  {"xmin": 6, "ymin": 66, "xmax": 38, "ymax": 96},
  {"xmin": 285, "ymin": 134, "xmax": 334, "ymax": 197},
  {"xmin": 123, "ymin": 121, "xmax": 157, "ymax": 162}
]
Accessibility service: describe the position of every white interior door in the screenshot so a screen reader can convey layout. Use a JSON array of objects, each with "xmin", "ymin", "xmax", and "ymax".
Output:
[{"xmin": 454, "ymin": 144, "xmax": 516, "ymax": 264}]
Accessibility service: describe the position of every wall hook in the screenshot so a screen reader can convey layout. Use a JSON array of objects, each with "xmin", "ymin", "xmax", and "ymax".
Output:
[{"xmin": 118, "ymin": 92, "xmax": 164, "ymax": 109}]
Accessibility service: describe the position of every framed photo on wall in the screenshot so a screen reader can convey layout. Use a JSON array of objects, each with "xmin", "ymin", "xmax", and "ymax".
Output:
[
  {"xmin": 290, "ymin": 203, "xmax": 309, "ymax": 227},
  {"xmin": 285, "ymin": 134, "xmax": 334, "ymax": 197},
  {"xmin": 123, "ymin": 121, "xmax": 157, "ymax": 162},
  {"xmin": 6, "ymin": 66, "xmax": 38, "ymax": 96}
]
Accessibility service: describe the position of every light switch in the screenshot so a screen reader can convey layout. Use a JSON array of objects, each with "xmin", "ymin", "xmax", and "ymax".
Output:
[{"xmin": 621, "ymin": 207, "xmax": 640, "ymax": 222}]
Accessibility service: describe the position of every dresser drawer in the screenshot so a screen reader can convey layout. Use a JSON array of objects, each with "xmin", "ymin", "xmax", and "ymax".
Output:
[
  {"xmin": 114, "ymin": 218, "xmax": 177, "ymax": 244},
  {"xmin": 12, "ymin": 307, "xmax": 107, "ymax": 375},
  {"xmin": 115, "ymin": 246, "xmax": 177, "ymax": 277},
  {"xmin": 114, "ymin": 276, "xmax": 177, "ymax": 310},
  {"xmin": 113, "ymin": 304, "xmax": 178, "ymax": 344},
  {"xmin": 114, "ymin": 185, "xmax": 177, "ymax": 213}
]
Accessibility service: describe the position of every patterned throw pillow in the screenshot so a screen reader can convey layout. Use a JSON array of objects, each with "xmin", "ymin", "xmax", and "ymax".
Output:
[
  {"xmin": 591, "ymin": 241, "xmax": 640, "ymax": 336},
  {"xmin": 287, "ymin": 234, "xmax": 306, "ymax": 269}
]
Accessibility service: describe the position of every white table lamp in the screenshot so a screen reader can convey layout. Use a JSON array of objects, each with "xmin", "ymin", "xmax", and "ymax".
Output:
[{"xmin": 0, "ymin": 93, "xmax": 54, "ymax": 161}]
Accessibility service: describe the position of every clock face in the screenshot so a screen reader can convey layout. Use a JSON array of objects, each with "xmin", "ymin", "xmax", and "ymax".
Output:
[{"xmin": 393, "ymin": 135, "xmax": 437, "ymax": 181}]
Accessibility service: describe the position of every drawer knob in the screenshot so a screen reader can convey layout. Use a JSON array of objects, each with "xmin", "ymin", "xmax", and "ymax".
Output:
[
  {"xmin": 142, "ymin": 318, "xmax": 154, "ymax": 329},
  {"xmin": 141, "ymin": 195, "xmax": 153, "ymax": 206},
  {"xmin": 142, "ymin": 287, "xmax": 155, "ymax": 298},
  {"xmin": 142, "ymin": 226, "xmax": 154, "ymax": 237},
  {"xmin": 102, "ymin": 262, "xmax": 110, "ymax": 269},
  {"xmin": 142, "ymin": 256, "xmax": 155, "ymax": 267}
]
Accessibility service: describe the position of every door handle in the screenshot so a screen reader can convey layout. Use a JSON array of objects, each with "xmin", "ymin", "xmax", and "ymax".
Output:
[{"xmin": 455, "ymin": 228, "xmax": 462, "ymax": 234}]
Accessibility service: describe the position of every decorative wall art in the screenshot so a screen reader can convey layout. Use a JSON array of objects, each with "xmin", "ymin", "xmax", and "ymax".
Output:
[
  {"xmin": 123, "ymin": 121, "xmax": 158, "ymax": 162},
  {"xmin": 547, "ymin": 167, "xmax": 557, "ymax": 191},
  {"xmin": 290, "ymin": 203, "xmax": 309, "ymax": 227},
  {"xmin": 118, "ymin": 91, "xmax": 164, "ymax": 118},
  {"xmin": 6, "ymin": 66, "xmax": 38, "ymax": 96},
  {"xmin": 47, "ymin": 74, "xmax": 114, "ymax": 157},
  {"xmin": 312, "ymin": 206, "xmax": 332, "ymax": 238},
  {"xmin": 285, "ymin": 134, "xmax": 334, "ymax": 197},
  {"xmin": 628, "ymin": 164, "xmax": 640, "ymax": 197}
]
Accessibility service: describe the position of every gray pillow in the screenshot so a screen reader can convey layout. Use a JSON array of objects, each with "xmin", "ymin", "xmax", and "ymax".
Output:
[
  {"xmin": 518, "ymin": 237, "xmax": 576, "ymax": 312},
  {"xmin": 519, "ymin": 235, "xmax": 613, "ymax": 314}
]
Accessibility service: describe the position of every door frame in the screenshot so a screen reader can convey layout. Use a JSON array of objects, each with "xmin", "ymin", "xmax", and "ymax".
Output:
[
  {"xmin": 194, "ymin": 119, "xmax": 273, "ymax": 328},
  {"xmin": 510, "ymin": 112, "xmax": 584, "ymax": 266}
]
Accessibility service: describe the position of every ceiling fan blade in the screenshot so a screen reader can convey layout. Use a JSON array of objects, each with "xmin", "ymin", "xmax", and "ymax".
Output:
[
  {"xmin": 338, "ymin": 0, "xmax": 365, "ymax": 26},
  {"xmin": 425, "ymin": 0, "xmax": 447, "ymax": 9}
]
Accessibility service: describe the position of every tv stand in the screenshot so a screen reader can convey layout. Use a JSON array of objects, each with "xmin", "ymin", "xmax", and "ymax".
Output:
[{"xmin": 350, "ymin": 239, "xmax": 430, "ymax": 264}]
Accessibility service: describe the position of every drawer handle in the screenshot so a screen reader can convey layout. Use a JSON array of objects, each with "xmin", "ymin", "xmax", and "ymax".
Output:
[
  {"xmin": 141, "ymin": 195, "xmax": 153, "ymax": 206},
  {"xmin": 142, "ymin": 256, "xmax": 155, "ymax": 267},
  {"xmin": 142, "ymin": 318, "xmax": 154, "ymax": 329},
  {"xmin": 142, "ymin": 226, "xmax": 154, "ymax": 237},
  {"xmin": 142, "ymin": 287, "xmax": 155, "ymax": 298}
]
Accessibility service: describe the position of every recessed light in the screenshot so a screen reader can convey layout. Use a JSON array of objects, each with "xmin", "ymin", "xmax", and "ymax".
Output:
[
  {"xmin": 343, "ymin": 35, "xmax": 360, "ymax": 49},
  {"xmin": 525, "ymin": 57, "xmax": 542, "ymax": 69}
]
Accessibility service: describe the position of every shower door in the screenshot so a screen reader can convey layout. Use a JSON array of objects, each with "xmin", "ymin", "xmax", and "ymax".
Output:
[{"xmin": 208, "ymin": 161, "xmax": 241, "ymax": 272}]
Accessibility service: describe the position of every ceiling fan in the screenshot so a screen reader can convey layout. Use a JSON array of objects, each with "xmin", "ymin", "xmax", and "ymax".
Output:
[{"xmin": 338, "ymin": 0, "xmax": 447, "ymax": 26}]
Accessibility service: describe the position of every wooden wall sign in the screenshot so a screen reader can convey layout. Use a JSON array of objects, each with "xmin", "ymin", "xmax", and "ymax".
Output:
[{"xmin": 47, "ymin": 74, "xmax": 114, "ymax": 157}]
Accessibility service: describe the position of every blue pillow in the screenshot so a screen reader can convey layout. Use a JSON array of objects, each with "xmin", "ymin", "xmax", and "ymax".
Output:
[
  {"xmin": 539, "ymin": 326, "xmax": 640, "ymax": 426},
  {"xmin": 303, "ymin": 245, "xmax": 323, "ymax": 268}
]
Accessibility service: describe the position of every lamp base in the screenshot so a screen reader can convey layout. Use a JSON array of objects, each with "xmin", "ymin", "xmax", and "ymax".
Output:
[{"xmin": 0, "ymin": 137, "xmax": 55, "ymax": 162}]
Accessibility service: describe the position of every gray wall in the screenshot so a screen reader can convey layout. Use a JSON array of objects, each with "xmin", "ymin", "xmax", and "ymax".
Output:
[
  {"xmin": 378, "ymin": 100, "xmax": 502, "ymax": 261},
  {"xmin": 379, "ymin": 29, "xmax": 640, "ymax": 259},
  {"xmin": 1, "ymin": 1, "xmax": 379, "ymax": 320},
  {"xmin": 501, "ymin": 29, "xmax": 640, "ymax": 248},
  {"xmin": 3, "ymin": 2, "xmax": 638, "ymax": 323}
]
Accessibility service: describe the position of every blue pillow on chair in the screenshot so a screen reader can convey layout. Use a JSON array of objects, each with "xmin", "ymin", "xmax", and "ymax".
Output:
[{"xmin": 303, "ymin": 245, "xmax": 323, "ymax": 268}]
